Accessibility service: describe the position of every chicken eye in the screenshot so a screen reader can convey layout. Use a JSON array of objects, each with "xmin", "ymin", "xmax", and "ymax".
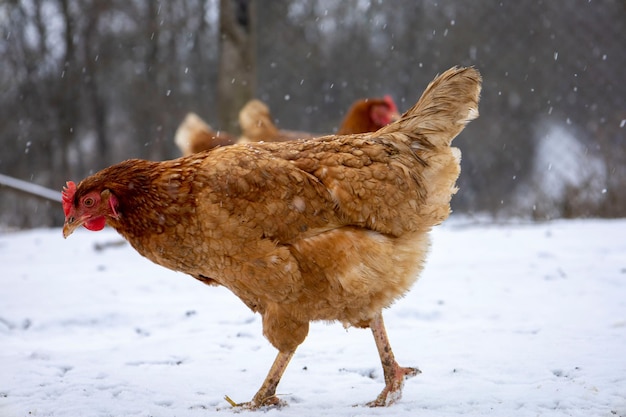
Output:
[{"xmin": 83, "ymin": 197, "xmax": 95, "ymax": 207}]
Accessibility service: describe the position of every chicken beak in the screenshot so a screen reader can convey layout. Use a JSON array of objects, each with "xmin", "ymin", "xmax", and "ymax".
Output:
[{"xmin": 62, "ymin": 216, "xmax": 82, "ymax": 239}]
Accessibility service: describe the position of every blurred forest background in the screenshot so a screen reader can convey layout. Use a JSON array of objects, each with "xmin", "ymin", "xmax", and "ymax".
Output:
[{"xmin": 0, "ymin": 0, "xmax": 624, "ymax": 229}]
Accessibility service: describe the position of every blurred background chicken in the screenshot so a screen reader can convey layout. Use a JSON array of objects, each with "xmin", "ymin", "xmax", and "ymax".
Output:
[
  {"xmin": 239, "ymin": 95, "xmax": 401, "ymax": 142},
  {"xmin": 63, "ymin": 67, "xmax": 481, "ymax": 409},
  {"xmin": 174, "ymin": 113, "xmax": 237, "ymax": 156},
  {"xmin": 237, "ymin": 98, "xmax": 316, "ymax": 143},
  {"xmin": 175, "ymin": 95, "xmax": 402, "ymax": 156},
  {"xmin": 336, "ymin": 95, "xmax": 400, "ymax": 134}
]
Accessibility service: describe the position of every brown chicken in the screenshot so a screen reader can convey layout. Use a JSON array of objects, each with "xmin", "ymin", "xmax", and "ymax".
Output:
[
  {"xmin": 336, "ymin": 94, "xmax": 401, "ymax": 134},
  {"xmin": 62, "ymin": 67, "xmax": 481, "ymax": 409},
  {"xmin": 174, "ymin": 112, "xmax": 236, "ymax": 156}
]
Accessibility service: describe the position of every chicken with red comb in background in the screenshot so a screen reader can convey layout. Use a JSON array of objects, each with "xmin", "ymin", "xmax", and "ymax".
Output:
[{"xmin": 337, "ymin": 94, "xmax": 400, "ymax": 134}]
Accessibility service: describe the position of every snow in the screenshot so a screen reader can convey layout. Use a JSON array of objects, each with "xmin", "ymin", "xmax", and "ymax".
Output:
[{"xmin": 1, "ymin": 218, "xmax": 625, "ymax": 417}]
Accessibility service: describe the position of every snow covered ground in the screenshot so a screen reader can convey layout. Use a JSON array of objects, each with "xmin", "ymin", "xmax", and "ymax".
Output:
[{"xmin": 1, "ymin": 218, "xmax": 625, "ymax": 417}]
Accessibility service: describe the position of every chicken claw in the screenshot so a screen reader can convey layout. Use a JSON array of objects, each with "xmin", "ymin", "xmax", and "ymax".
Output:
[
  {"xmin": 367, "ymin": 365, "xmax": 421, "ymax": 407},
  {"xmin": 224, "ymin": 395, "xmax": 239, "ymax": 407},
  {"xmin": 225, "ymin": 394, "xmax": 287, "ymax": 411},
  {"xmin": 225, "ymin": 350, "xmax": 294, "ymax": 410},
  {"xmin": 367, "ymin": 313, "xmax": 421, "ymax": 407}
]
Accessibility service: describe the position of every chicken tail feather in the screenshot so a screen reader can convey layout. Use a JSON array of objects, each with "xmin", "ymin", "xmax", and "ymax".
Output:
[{"xmin": 376, "ymin": 66, "xmax": 481, "ymax": 148}]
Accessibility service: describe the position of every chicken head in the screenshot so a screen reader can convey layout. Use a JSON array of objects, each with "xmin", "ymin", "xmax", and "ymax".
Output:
[
  {"xmin": 62, "ymin": 181, "xmax": 119, "ymax": 238},
  {"xmin": 370, "ymin": 95, "xmax": 401, "ymax": 127}
]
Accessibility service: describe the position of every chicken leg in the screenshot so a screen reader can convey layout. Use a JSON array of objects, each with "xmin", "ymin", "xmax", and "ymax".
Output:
[
  {"xmin": 236, "ymin": 349, "xmax": 295, "ymax": 409},
  {"xmin": 367, "ymin": 313, "xmax": 421, "ymax": 407}
]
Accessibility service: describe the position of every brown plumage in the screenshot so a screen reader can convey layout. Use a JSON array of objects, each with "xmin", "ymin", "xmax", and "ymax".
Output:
[
  {"xmin": 62, "ymin": 67, "xmax": 481, "ymax": 408},
  {"xmin": 174, "ymin": 112, "xmax": 236, "ymax": 156}
]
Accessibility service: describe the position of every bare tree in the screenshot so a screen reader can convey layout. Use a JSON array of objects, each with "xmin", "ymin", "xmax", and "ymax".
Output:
[
  {"xmin": 217, "ymin": 0, "xmax": 257, "ymax": 134},
  {"xmin": 82, "ymin": 0, "xmax": 111, "ymax": 170},
  {"xmin": 56, "ymin": 0, "xmax": 82, "ymax": 178}
]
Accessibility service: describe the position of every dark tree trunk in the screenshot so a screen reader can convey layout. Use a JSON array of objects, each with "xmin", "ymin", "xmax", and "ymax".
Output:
[
  {"xmin": 217, "ymin": 0, "xmax": 257, "ymax": 135},
  {"xmin": 57, "ymin": 0, "xmax": 81, "ymax": 178}
]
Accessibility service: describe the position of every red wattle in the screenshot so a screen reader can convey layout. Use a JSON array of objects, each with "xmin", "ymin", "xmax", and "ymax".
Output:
[{"xmin": 85, "ymin": 216, "xmax": 106, "ymax": 231}]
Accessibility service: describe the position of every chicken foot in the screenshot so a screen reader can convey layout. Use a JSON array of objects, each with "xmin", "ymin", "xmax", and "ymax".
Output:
[
  {"xmin": 234, "ymin": 349, "xmax": 295, "ymax": 409},
  {"xmin": 367, "ymin": 313, "xmax": 421, "ymax": 407}
]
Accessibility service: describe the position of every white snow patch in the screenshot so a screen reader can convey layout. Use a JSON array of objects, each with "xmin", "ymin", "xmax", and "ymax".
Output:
[{"xmin": 1, "ymin": 219, "xmax": 625, "ymax": 416}]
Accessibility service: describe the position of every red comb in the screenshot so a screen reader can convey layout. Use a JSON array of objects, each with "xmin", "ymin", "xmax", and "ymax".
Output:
[
  {"xmin": 383, "ymin": 95, "xmax": 398, "ymax": 112},
  {"xmin": 62, "ymin": 181, "xmax": 76, "ymax": 217}
]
